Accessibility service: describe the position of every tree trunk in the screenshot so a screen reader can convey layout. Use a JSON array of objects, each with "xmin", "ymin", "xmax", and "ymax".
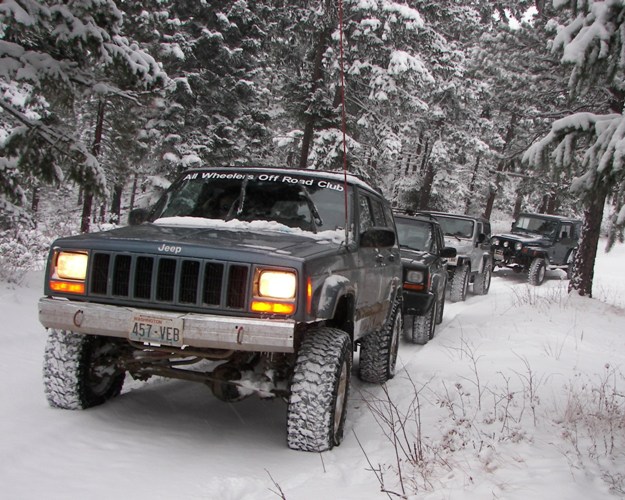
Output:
[
  {"xmin": 569, "ymin": 182, "xmax": 609, "ymax": 297},
  {"xmin": 298, "ymin": 28, "xmax": 330, "ymax": 169},
  {"xmin": 80, "ymin": 190, "xmax": 93, "ymax": 233},
  {"xmin": 129, "ymin": 174, "xmax": 138, "ymax": 212},
  {"xmin": 483, "ymin": 184, "xmax": 497, "ymax": 220},
  {"xmin": 465, "ymin": 153, "xmax": 481, "ymax": 214},
  {"xmin": 417, "ymin": 141, "xmax": 435, "ymax": 210},
  {"xmin": 31, "ymin": 186, "xmax": 40, "ymax": 213},
  {"xmin": 81, "ymin": 100, "xmax": 106, "ymax": 233},
  {"xmin": 513, "ymin": 187, "xmax": 524, "ymax": 220},
  {"xmin": 483, "ymin": 114, "xmax": 517, "ymax": 219},
  {"xmin": 110, "ymin": 184, "xmax": 123, "ymax": 223}
]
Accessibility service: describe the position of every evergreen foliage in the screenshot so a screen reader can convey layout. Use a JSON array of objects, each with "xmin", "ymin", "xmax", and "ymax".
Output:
[
  {"xmin": 0, "ymin": 0, "xmax": 166, "ymax": 227},
  {"xmin": 1, "ymin": 0, "xmax": 623, "ymax": 289},
  {"xmin": 524, "ymin": 0, "xmax": 625, "ymax": 295}
]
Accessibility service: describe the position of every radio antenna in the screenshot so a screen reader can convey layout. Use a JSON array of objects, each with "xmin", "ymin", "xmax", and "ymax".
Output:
[{"xmin": 338, "ymin": 0, "xmax": 349, "ymax": 244}]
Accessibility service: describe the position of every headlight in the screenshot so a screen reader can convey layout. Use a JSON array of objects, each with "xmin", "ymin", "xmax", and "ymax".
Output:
[
  {"xmin": 503, "ymin": 241, "xmax": 509, "ymax": 248},
  {"xmin": 492, "ymin": 238, "xmax": 500, "ymax": 246},
  {"xmin": 257, "ymin": 270, "xmax": 297, "ymax": 299},
  {"xmin": 406, "ymin": 270, "xmax": 425, "ymax": 284},
  {"xmin": 515, "ymin": 242, "xmax": 523, "ymax": 251},
  {"xmin": 56, "ymin": 252, "xmax": 88, "ymax": 280},
  {"xmin": 252, "ymin": 269, "xmax": 297, "ymax": 315}
]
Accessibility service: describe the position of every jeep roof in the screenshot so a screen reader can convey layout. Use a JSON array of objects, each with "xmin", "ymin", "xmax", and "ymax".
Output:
[
  {"xmin": 514, "ymin": 212, "xmax": 581, "ymax": 224},
  {"xmin": 419, "ymin": 210, "xmax": 491, "ymax": 225}
]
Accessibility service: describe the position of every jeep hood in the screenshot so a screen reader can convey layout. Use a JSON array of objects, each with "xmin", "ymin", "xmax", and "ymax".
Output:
[
  {"xmin": 495, "ymin": 232, "xmax": 551, "ymax": 247},
  {"xmin": 51, "ymin": 220, "xmax": 345, "ymax": 261},
  {"xmin": 443, "ymin": 237, "xmax": 473, "ymax": 256},
  {"xmin": 400, "ymin": 248, "xmax": 432, "ymax": 266}
]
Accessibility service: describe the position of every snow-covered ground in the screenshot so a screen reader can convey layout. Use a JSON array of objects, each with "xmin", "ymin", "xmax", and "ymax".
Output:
[{"xmin": 1, "ymin": 242, "xmax": 624, "ymax": 499}]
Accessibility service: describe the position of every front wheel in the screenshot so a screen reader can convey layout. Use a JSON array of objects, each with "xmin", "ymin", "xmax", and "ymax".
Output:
[
  {"xmin": 405, "ymin": 299, "xmax": 436, "ymax": 345},
  {"xmin": 287, "ymin": 328, "xmax": 352, "ymax": 452},
  {"xmin": 528, "ymin": 257, "xmax": 547, "ymax": 286},
  {"xmin": 43, "ymin": 329, "xmax": 125, "ymax": 409},
  {"xmin": 358, "ymin": 298, "xmax": 401, "ymax": 384},
  {"xmin": 473, "ymin": 258, "xmax": 492, "ymax": 295},
  {"xmin": 449, "ymin": 265, "xmax": 470, "ymax": 302}
]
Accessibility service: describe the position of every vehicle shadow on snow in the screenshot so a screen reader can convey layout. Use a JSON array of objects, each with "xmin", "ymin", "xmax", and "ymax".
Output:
[
  {"xmin": 491, "ymin": 266, "xmax": 568, "ymax": 285},
  {"xmin": 96, "ymin": 376, "xmax": 290, "ymax": 448}
]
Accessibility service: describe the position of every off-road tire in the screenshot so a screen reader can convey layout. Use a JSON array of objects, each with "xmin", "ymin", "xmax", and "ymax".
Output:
[
  {"xmin": 43, "ymin": 329, "xmax": 125, "ymax": 409},
  {"xmin": 435, "ymin": 288, "xmax": 446, "ymax": 325},
  {"xmin": 405, "ymin": 299, "xmax": 437, "ymax": 345},
  {"xmin": 528, "ymin": 257, "xmax": 547, "ymax": 286},
  {"xmin": 358, "ymin": 298, "xmax": 401, "ymax": 384},
  {"xmin": 287, "ymin": 328, "xmax": 352, "ymax": 452},
  {"xmin": 450, "ymin": 265, "xmax": 470, "ymax": 302},
  {"xmin": 473, "ymin": 258, "xmax": 492, "ymax": 295}
]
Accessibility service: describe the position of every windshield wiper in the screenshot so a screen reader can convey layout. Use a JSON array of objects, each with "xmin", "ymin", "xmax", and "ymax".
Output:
[
  {"xmin": 301, "ymin": 186, "xmax": 322, "ymax": 233},
  {"xmin": 227, "ymin": 177, "xmax": 248, "ymax": 221}
]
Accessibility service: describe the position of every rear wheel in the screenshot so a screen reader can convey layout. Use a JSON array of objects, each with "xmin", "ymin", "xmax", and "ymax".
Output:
[
  {"xmin": 450, "ymin": 265, "xmax": 470, "ymax": 302},
  {"xmin": 43, "ymin": 329, "xmax": 125, "ymax": 409},
  {"xmin": 358, "ymin": 298, "xmax": 401, "ymax": 384},
  {"xmin": 473, "ymin": 258, "xmax": 492, "ymax": 295},
  {"xmin": 287, "ymin": 328, "xmax": 352, "ymax": 452},
  {"xmin": 405, "ymin": 299, "xmax": 436, "ymax": 345},
  {"xmin": 528, "ymin": 257, "xmax": 547, "ymax": 286}
]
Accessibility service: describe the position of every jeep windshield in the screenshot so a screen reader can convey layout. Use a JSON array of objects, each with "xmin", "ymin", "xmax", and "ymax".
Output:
[
  {"xmin": 149, "ymin": 170, "xmax": 352, "ymax": 233},
  {"xmin": 433, "ymin": 216, "xmax": 474, "ymax": 239},
  {"xmin": 513, "ymin": 215, "xmax": 558, "ymax": 238},
  {"xmin": 395, "ymin": 219, "xmax": 434, "ymax": 252}
]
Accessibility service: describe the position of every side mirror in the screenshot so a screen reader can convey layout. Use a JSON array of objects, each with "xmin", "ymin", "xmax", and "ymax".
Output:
[
  {"xmin": 128, "ymin": 208, "xmax": 150, "ymax": 226},
  {"xmin": 477, "ymin": 233, "xmax": 486, "ymax": 244},
  {"xmin": 511, "ymin": 222, "xmax": 516, "ymax": 230},
  {"xmin": 360, "ymin": 227, "xmax": 396, "ymax": 248},
  {"xmin": 441, "ymin": 247, "xmax": 457, "ymax": 259}
]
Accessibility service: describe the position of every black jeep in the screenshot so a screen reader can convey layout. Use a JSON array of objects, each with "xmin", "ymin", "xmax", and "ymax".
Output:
[
  {"xmin": 39, "ymin": 166, "xmax": 403, "ymax": 452},
  {"xmin": 394, "ymin": 212, "xmax": 456, "ymax": 345},
  {"xmin": 491, "ymin": 212, "xmax": 582, "ymax": 285}
]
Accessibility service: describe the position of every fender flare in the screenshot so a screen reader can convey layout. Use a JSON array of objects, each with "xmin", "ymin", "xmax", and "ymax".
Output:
[{"xmin": 314, "ymin": 275, "xmax": 355, "ymax": 319}]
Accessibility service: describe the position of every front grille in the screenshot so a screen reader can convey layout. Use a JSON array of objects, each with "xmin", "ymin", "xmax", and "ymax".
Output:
[
  {"xmin": 492, "ymin": 238, "xmax": 518, "ymax": 259},
  {"xmin": 88, "ymin": 252, "xmax": 249, "ymax": 310}
]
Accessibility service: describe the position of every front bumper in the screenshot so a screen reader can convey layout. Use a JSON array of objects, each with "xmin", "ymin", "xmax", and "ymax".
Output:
[
  {"xmin": 401, "ymin": 290, "xmax": 434, "ymax": 316},
  {"xmin": 39, "ymin": 297, "xmax": 296, "ymax": 353}
]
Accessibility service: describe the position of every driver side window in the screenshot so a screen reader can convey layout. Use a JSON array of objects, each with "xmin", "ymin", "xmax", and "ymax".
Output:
[{"xmin": 358, "ymin": 194, "xmax": 374, "ymax": 233}]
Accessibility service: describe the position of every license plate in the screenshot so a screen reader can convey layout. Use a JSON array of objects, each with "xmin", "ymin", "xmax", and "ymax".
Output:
[{"xmin": 129, "ymin": 313, "xmax": 184, "ymax": 346}]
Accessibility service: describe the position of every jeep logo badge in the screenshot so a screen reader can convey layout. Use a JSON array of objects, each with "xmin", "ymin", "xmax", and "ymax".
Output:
[{"xmin": 158, "ymin": 243, "xmax": 183, "ymax": 254}]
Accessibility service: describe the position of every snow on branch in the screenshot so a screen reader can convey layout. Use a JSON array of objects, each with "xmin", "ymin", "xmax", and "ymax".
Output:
[
  {"xmin": 382, "ymin": 2, "xmax": 424, "ymax": 30},
  {"xmin": 524, "ymin": 111, "xmax": 625, "ymax": 190},
  {"xmin": 552, "ymin": 1, "xmax": 621, "ymax": 67}
]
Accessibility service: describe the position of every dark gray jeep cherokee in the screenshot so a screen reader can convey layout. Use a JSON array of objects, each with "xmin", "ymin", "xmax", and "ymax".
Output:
[
  {"xmin": 39, "ymin": 166, "xmax": 402, "ymax": 452},
  {"xmin": 394, "ymin": 212, "xmax": 456, "ymax": 345}
]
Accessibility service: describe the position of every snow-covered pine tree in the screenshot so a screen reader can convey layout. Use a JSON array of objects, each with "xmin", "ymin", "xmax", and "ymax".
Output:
[
  {"xmin": 0, "ymin": 0, "xmax": 165, "ymax": 230},
  {"xmin": 118, "ymin": 0, "xmax": 272, "ymax": 179},
  {"xmin": 524, "ymin": 0, "xmax": 625, "ymax": 297}
]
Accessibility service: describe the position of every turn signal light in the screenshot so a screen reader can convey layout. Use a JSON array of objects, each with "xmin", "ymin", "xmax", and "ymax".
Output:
[
  {"xmin": 50, "ymin": 280, "xmax": 86, "ymax": 294},
  {"xmin": 403, "ymin": 282, "xmax": 426, "ymax": 292},
  {"xmin": 251, "ymin": 300, "xmax": 295, "ymax": 315}
]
